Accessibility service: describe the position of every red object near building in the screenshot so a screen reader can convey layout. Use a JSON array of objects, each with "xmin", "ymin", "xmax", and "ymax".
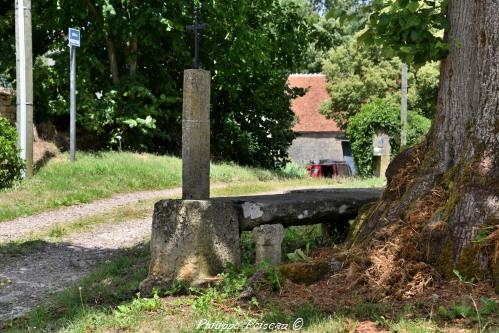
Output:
[{"xmin": 306, "ymin": 162, "xmax": 352, "ymax": 178}]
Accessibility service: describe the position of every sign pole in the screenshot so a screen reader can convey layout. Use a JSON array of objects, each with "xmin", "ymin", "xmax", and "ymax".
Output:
[
  {"xmin": 401, "ymin": 63, "xmax": 408, "ymax": 147},
  {"xmin": 68, "ymin": 28, "xmax": 80, "ymax": 162},
  {"xmin": 69, "ymin": 45, "xmax": 76, "ymax": 162}
]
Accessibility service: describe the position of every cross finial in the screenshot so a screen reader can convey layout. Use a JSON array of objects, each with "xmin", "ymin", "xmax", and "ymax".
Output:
[{"xmin": 186, "ymin": 4, "xmax": 209, "ymax": 69}]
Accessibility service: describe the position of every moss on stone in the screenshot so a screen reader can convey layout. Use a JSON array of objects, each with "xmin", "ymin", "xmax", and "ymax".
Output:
[
  {"xmin": 455, "ymin": 244, "xmax": 487, "ymax": 280},
  {"xmin": 279, "ymin": 260, "xmax": 330, "ymax": 285},
  {"xmin": 492, "ymin": 260, "xmax": 499, "ymax": 293},
  {"xmin": 433, "ymin": 238, "xmax": 454, "ymax": 279},
  {"xmin": 347, "ymin": 202, "xmax": 377, "ymax": 245}
]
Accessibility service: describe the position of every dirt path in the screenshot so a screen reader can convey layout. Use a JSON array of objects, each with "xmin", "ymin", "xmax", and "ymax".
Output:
[
  {"xmin": 0, "ymin": 218, "xmax": 151, "ymax": 321},
  {"xmin": 1, "ymin": 186, "xmax": 199, "ymax": 242}
]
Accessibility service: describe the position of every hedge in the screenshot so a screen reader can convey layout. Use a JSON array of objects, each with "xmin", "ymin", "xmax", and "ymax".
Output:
[{"xmin": 346, "ymin": 100, "xmax": 431, "ymax": 177}]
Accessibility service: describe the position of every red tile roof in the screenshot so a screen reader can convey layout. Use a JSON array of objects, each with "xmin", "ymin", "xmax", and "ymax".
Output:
[{"xmin": 288, "ymin": 74, "xmax": 341, "ymax": 133}]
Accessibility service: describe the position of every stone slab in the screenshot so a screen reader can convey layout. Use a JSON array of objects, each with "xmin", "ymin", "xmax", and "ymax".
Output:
[{"xmin": 224, "ymin": 188, "xmax": 383, "ymax": 231}]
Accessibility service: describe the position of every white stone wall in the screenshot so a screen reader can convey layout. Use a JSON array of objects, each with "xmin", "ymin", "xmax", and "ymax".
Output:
[{"xmin": 288, "ymin": 132, "xmax": 346, "ymax": 166}]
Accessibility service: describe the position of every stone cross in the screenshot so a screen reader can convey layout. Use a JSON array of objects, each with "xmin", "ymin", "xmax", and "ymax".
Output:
[
  {"xmin": 186, "ymin": 6, "xmax": 209, "ymax": 69},
  {"xmin": 182, "ymin": 5, "xmax": 211, "ymax": 200}
]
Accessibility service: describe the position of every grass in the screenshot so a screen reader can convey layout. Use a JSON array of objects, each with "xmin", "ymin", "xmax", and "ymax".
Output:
[
  {"xmin": 0, "ymin": 152, "xmax": 308, "ymax": 222},
  {"xmin": 0, "ymin": 152, "xmax": 385, "ymax": 222}
]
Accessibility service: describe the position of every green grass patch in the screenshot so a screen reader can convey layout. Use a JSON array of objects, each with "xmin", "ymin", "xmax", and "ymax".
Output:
[{"xmin": 0, "ymin": 152, "xmax": 316, "ymax": 222}]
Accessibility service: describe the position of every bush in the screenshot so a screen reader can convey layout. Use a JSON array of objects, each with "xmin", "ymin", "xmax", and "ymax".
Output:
[
  {"xmin": 346, "ymin": 100, "xmax": 431, "ymax": 177},
  {"xmin": 0, "ymin": 117, "xmax": 24, "ymax": 189}
]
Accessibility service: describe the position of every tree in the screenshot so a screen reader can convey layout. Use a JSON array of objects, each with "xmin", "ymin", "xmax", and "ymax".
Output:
[
  {"xmin": 321, "ymin": 39, "xmax": 439, "ymax": 129},
  {"xmin": 0, "ymin": 0, "xmax": 315, "ymax": 169},
  {"xmin": 350, "ymin": 0, "xmax": 498, "ymax": 292}
]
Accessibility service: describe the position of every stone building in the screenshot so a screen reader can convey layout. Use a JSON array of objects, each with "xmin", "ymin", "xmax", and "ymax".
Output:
[
  {"xmin": 287, "ymin": 74, "xmax": 355, "ymax": 172},
  {"xmin": 0, "ymin": 87, "xmax": 16, "ymax": 125}
]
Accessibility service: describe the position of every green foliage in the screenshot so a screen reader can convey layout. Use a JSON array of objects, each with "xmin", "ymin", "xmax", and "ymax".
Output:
[
  {"xmin": 438, "ymin": 302, "xmax": 473, "ymax": 319},
  {"xmin": 478, "ymin": 297, "xmax": 498, "ymax": 316},
  {"xmin": 322, "ymin": 40, "xmax": 440, "ymax": 128},
  {"xmin": 359, "ymin": 0, "xmax": 449, "ymax": 65},
  {"xmin": 301, "ymin": 0, "xmax": 370, "ymax": 72},
  {"xmin": 0, "ymin": 117, "xmax": 24, "ymax": 189},
  {"xmin": 287, "ymin": 247, "xmax": 311, "ymax": 263},
  {"xmin": 113, "ymin": 292, "xmax": 161, "ymax": 328},
  {"xmin": 281, "ymin": 162, "xmax": 308, "ymax": 178},
  {"xmin": 346, "ymin": 100, "xmax": 431, "ymax": 176},
  {"xmin": 0, "ymin": 0, "xmax": 318, "ymax": 169}
]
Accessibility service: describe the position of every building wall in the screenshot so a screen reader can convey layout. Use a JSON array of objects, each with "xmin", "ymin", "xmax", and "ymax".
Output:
[
  {"xmin": 0, "ymin": 88, "xmax": 16, "ymax": 125},
  {"xmin": 288, "ymin": 132, "xmax": 346, "ymax": 166}
]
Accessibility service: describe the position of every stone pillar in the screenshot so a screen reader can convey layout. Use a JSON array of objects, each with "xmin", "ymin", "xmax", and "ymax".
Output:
[
  {"xmin": 252, "ymin": 224, "xmax": 285, "ymax": 265},
  {"xmin": 140, "ymin": 200, "xmax": 240, "ymax": 293},
  {"xmin": 182, "ymin": 69, "xmax": 211, "ymax": 200},
  {"xmin": 372, "ymin": 131, "xmax": 391, "ymax": 178}
]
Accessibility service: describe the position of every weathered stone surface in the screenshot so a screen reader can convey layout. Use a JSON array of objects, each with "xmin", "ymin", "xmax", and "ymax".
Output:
[
  {"xmin": 182, "ymin": 69, "xmax": 211, "ymax": 200},
  {"xmin": 252, "ymin": 224, "xmax": 284, "ymax": 265},
  {"xmin": 228, "ymin": 188, "xmax": 383, "ymax": 231},
  {"xmin": 140, "ymin": 199, "xmax": 240, "ymax": 293},
  {"xmin": 280, "ymin": 260, "xmax": 331, "ymax": 285}
]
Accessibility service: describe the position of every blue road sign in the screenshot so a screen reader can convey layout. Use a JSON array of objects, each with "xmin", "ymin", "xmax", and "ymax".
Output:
[{"xmin": 69, "ymin": 28, "xmax": 81, "ymax": 47}]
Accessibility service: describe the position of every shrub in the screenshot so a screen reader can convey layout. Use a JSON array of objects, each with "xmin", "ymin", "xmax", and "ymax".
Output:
[
  {"xmin": 346, "ymin": 100, "xmax": 431, "ymax": 177},
  {"xmin": 0, "ymin": 117, "xmax": 24, "ymax": 189}
]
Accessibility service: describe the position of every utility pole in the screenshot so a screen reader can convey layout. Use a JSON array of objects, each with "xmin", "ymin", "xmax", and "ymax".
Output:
[
  {"xmin": 15, "ymin": 0, "xmax": 34, "ymax": 177},
  {"xmin": 401, "ymin": 63, "xmax": 408, "ymax": 147}
]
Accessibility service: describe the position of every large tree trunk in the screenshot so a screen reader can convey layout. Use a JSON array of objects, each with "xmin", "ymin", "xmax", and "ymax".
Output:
[{"xmin": 349, "ymin": 0, "xmax": 498, "ymax": 295}]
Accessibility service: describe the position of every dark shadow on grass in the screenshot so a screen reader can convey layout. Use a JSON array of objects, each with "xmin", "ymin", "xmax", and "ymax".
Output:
[
  {"xmin": 33, "ymin": 149, "xmax": 58, "ymax": 173},
  {"xmin": 0, "ymin": 240, "xmax": 49, "ymax": 264}
]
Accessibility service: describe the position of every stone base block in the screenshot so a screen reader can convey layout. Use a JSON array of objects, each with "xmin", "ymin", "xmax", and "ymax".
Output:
[{"xmin": 140, "ymin": 200, "xmax": 240, "ymax": 293}]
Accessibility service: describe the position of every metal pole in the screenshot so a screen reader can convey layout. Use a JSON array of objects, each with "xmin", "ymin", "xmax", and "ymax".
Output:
[
  {"xmin": 15, "ymin": 0, "xmax": 33, "ymax": 177},
  {"xmin": 401, "ymin": 63, "xmax": 408, "ymax": 147},
  {"xmin": 70, "ymin": 45, "xmax": 76, "ymax": 162},
  {"xmin": 25, "ymin": 0, "xmax": 33, "ymax": 177}
]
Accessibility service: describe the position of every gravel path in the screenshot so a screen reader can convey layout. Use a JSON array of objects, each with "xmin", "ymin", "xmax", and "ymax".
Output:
[
  {"xmin": 0, "ymin": 218, "xmax": 151, "ymax": 321},
  {"xmin": 0, "ymin": 187, "xmax": 188, "ymax": 242}
]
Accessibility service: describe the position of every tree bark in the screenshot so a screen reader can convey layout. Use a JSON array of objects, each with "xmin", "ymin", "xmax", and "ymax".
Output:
[
  {"xmin": 106, "ymin": 38, "xmax": 120, "ymax": 85},
  {"xmin": 351, "ymin": 0, "xmax": 498, "ymax": 291},
  {"xmin": 84, "ymin": 0, "xmax": 120, "ymax": 85},
  {"xmin": 127, "ymin": 36, "xmax": 138, "ymax": 78}
]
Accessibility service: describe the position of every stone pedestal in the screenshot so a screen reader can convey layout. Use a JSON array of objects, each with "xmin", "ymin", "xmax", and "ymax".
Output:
[
  {"xmin": 140, "ymin": 200, "xmax": 240, "ymax": 293},
  {"xmin": 182, "ymin": 69, "xmax": 211, "ymax": 200},
  {"xmin": 252, "ymin": 224, "xmax": 285, "ymax": 265}
]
